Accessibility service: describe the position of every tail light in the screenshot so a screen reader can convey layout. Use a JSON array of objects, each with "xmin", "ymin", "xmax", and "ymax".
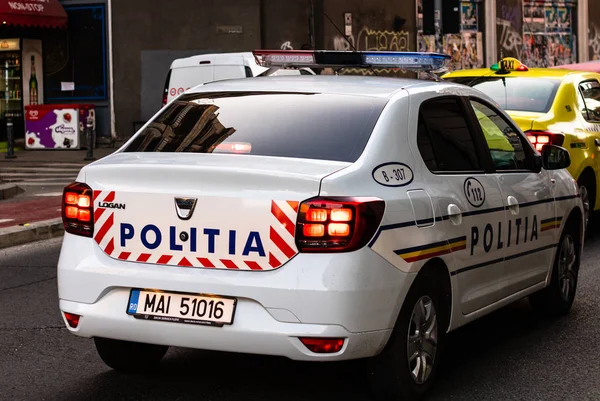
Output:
[
  {"xmin": 62, "ymin": 182, "xmax": 94, "ymax": 237},
  {"xmin": 64, "ymin": 312, "xmax": 81, "ymax": 328},
  {"xmin": 162, "ymin": 91, "xmax": 168, "ymax": 106},
  {"xmin": 295, "ymin": 196, "xmax": 385, "ymax": 253},
  {"xmin": 525, "ymin": 130, "xmax": 564, "ymax": 152},
  {"xmin": 299, "ymin": 337, "xmax": 345, "ymax": 353}
]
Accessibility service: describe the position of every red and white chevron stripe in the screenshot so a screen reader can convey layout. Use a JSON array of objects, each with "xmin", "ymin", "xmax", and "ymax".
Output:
[{"xmin": 92, "ymin": 192, "xmax": 299, "ymax": 271}]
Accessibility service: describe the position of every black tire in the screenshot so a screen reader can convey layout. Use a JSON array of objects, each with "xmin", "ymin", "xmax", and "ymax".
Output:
[
  {"xmin": 366, "ymin": 273, "xmax": 448, "ymax": 401},
  {"xmin": 94, "ymin": 337, "xmax": 169, "ymax": 374},
  {"xmin": 577, "ymin": 175, "xmax": 594, "ymax": 235},
  {"xmin": 529, "ymin": 217, "xmax": 581, "ymax": 317}
]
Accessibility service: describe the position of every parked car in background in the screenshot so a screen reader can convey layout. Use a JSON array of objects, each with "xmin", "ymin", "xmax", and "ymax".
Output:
[
  {"xmin": 443, "ymin": 57, "xmax": 600, "ymax": 231},
  {"xmin": 162, "ymin": 51, "xmax": 315, "ymax": 106}
]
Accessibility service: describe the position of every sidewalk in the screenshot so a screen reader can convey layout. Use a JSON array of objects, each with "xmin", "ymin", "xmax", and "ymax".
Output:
[{"xmin": 0, "ymin": 147, "xmax": 118, "ymax": 249}]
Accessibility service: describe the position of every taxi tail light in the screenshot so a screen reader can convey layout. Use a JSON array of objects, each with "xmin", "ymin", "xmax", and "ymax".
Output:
[
  {"xmin": 62, "ymin": 182, "xmax": 94, "ymax": 238},
  {"xmin": 295, "ymin": 197, "xmax": 385, "ymax": 253},
  {"xmin": 525, "ymin": 130, "xmax": 565, "ymax": 152},
  {"xmin": 299, "ymin": 337, "xmax": 345, "ymax": 353}
]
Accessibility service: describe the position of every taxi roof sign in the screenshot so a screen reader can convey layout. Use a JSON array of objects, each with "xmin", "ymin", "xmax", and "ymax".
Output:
[
  {"xmin": 491, "ymin": 57, "xmax": 529, "ymax": 73},
  {"xmin": 252, "ymin": 50, "xmax": 451, "ymax": 73}
]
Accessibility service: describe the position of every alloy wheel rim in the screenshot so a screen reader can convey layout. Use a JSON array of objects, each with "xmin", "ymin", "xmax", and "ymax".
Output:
[
  {"xmin": 407, "ymin": 295, "xmax": 438, "ymax": 385},
  {"xmin": 557, "ymin": 234, "xmax": 577, "ymax": 302}
]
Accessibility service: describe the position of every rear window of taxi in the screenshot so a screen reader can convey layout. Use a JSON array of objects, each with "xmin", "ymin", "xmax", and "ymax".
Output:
[
  {"xmin": 124, "ymin": 92, "xmax": 387, "ymax": 163},
  {"xmin": 445, "ymin": 77, "xmax": 561, "ymax": 113}
]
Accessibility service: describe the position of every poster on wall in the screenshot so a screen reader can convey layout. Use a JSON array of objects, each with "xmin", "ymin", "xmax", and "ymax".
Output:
[
  {"xmin": 22, "ymin": 39, "xmax": 43, "ymax": 107},
  {"xmin": 523, "ymin": 5, "xmax": 545, "ymax": 33},
  {"xmin": 545, "ymin": 6, "xmax": 571, "ymax": 33},
  {"xmin": 461, "ymin": 2, "xmax": 478, "ymax": 32}
]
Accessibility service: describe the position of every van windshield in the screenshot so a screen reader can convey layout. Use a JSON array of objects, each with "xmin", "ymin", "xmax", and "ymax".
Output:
[{"xmin": 125, "ymin": 91, "xmax": 386, "ymax": 163}]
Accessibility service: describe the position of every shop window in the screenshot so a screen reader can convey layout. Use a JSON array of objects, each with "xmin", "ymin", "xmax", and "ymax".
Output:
[
  {"xmin": 45, "ymin": 5, "xmax": 107, "ymax": 101},
  {"xmin": 522, "ymin": 4, "xmax": 576, "ymax": 67},
  {"xmin": 416, "ymin": 0, "xmax": 484, "ymax": 72}
]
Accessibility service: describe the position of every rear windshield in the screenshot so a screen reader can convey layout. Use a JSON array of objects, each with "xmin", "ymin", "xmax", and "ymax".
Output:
[
  {"xmin": 445, "ymin": 77, "xmax": 561, "ymax": 113},
  {"xmin": 124, "ymin": 91, "xmax": 387, "ymax": 163}
]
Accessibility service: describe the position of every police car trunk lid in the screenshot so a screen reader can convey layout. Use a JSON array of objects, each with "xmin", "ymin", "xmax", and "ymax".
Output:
[{"xmin": 85, "ymin": 152, "xmax": 350, "ymax": 271}]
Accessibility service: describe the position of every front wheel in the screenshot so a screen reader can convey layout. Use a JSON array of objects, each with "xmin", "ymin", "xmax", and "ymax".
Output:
[
  {"xmin": 366, "ymin": 277, "xmax": 446, "ymax": 401},
  {"xmin": 94, "ymin": 337, "xmax": 169, "ymax": 374},
  {"xmin": 530, "ymin": 219, "xmax": 581, "ymax": 316}
]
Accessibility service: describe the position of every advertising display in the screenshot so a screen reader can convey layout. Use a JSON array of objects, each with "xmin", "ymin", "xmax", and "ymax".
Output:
[
  {"xmin": 25, "ymin": 104, "xmax": 95, "ymax": 149},
  {"xmin": 22, "ymin": 38, "xmax": 43, "ymax": 107}
]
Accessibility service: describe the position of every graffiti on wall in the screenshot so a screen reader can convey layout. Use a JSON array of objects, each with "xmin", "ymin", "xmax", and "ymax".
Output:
[
  {"xmin": 590, "ymin": 24, "xmax": 600, "ymax": 60},
  {"xmin": 521, "ymin": 4, "xmax": 574, "ymax": 67},
  {"xmin": 280, "ymin": 41, "xmax": 294, "ymax": 50},
  {"xmin": 332, "ymin": 28, "xmax": 410, "ymax": 52},
  {"xmin": 332, "ymin": 27, "xmax": 410, "ymax": 75},
  {"xmin": 497, "ymin": 18, "xmax": 523, "ymax": 60}
]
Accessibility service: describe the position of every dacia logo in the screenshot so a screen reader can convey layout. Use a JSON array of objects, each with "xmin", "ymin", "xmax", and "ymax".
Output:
[{"xmin": 99, "ymin": 202, "xmax": 126, "ymax": 210}]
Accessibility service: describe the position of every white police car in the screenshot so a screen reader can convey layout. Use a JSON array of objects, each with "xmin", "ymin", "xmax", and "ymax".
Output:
[{"xmin": 57, "ymin": 50, "xmax": 584, "ymax": 401}]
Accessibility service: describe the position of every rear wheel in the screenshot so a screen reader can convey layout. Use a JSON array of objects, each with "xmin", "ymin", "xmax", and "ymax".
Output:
[
  {"xmin": 366, "ymin": 275, "xmax": 447, "ymax": 401},
  {"xmin": 577, "ymin": 174, "xmax": 594, "ymax": 233},
  {"xmin": 530, "ymin": 218, "xmax": 581, "ymax": 316},
  {"xmin": 94, "ymin": 337, "xmax": 169, "ymax": 374}
]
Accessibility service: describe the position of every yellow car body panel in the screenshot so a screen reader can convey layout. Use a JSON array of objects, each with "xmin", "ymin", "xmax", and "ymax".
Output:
[{"xmin": 443, "ymin": 66, "xmax": 600, "ymax": 213}]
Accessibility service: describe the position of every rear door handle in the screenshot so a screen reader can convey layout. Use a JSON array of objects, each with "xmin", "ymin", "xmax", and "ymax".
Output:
[
  {"xmin": 507, "ymin": 195, "xmax": 519, "ymax": 215},
  {"xmin": 447, "ymin": 204, "xmax": 462, "ymax": 225}
]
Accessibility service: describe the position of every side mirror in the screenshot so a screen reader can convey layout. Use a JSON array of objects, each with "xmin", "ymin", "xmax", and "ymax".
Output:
[{"xmin": 541, "ymin": 144, "xmax": 571, "ymax": 170}]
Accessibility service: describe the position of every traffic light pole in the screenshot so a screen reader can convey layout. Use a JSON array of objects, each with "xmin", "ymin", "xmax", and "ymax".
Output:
[{"xmin": 434, "ymin": 0, "xmax": 443, "ymax": 53}]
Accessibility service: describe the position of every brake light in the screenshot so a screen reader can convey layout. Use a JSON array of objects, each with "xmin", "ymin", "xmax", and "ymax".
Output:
[
  {"xmin": 299, "ymin": 337, "xmax": 345, "ymax": 353},
  {"xmin": 162, "ymin": 91, "xmax": 168, "ymax": 106},
  {"xmin": 295, "ymin": 197, "xmax": 385, "ymax": 252},
  {"xmin": 525, "ymin": 130, "xmax": 564, "ymax": 152},
  {"xmin": 62, "ymin": 182, "xmax": 94, "ymax": 237}
]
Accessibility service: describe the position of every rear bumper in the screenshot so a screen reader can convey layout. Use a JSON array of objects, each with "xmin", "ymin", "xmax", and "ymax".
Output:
[
  {"xmin": 60, "ymin": 295, "xmax": 391, "ymax": 361},
  {"xmin": 57, "ymin": 233, "xmax": 415, "ymax": 361}
]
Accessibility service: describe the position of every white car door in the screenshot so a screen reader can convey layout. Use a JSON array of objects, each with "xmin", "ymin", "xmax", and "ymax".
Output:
[
  {"xmin": 411, "ymin": 93, "xmax": 508, "ymax": 315},
  {"xmin": 467, "ymin": 98, "xmax": 556, "ymax": 299}
]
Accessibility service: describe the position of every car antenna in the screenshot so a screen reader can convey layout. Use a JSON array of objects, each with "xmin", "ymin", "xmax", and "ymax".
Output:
[{"xmin": 323, "ymin": 12, "xmax": 379, "ymax": 77}]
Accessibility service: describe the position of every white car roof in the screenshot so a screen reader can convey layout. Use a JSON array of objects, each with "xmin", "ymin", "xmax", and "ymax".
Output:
[
  {"xmin": 170, "ymin": 52, "xmax": 256, "ymax": 69},
  {"xmin": 187, "ymin": 74, "xmax": 480, "ymax": 100}
]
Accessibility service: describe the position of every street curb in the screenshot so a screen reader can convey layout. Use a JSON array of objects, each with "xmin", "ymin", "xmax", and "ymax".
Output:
[
  {"xmin": 0, "ymin": 218, "xmax": 64, "ymax": 250},
  {"xmin": 0, "ymin": 183, "xmax": 25, "ymax": 200}
]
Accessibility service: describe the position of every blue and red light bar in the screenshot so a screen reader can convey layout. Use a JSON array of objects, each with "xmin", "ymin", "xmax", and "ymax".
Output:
[{"xmin": 252, "ymin": 50, "xmax": 451, "ymax": 73}]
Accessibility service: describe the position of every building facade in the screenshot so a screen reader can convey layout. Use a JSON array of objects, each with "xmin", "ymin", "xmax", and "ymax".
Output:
[{"xmin": 107, "ymin": 0, "xmax": 592, "ymax": 141}]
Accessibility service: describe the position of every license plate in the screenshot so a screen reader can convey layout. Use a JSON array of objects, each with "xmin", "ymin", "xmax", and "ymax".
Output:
[{"xmin": 126, "ymin": 289, "xmax": 236, "ymax": 326}]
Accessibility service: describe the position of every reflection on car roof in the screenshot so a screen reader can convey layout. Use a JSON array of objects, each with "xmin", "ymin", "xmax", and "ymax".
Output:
[{"xmin": 188, "ymin": 75, "xmax": 464, "ymax": 98}]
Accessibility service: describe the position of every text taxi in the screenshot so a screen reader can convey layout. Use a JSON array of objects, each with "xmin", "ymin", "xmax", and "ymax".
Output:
[
  {"xmin": 443, "ymin": 56, "xmax": 600, "ymax": 231},
  {"xmin": 57, "ymin": 50, "xmax": 583, "ymax": 401}
]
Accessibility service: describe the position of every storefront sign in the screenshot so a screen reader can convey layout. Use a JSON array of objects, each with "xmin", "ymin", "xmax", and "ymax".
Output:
[{"xmin": 0, "ymin": 39, "xmax": 20, "ymax": 50}]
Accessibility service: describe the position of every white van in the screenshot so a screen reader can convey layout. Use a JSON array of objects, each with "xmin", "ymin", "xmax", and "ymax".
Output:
[{"xmin": 162, "ymin": 52, "xmax": 315, "ymax": 106}]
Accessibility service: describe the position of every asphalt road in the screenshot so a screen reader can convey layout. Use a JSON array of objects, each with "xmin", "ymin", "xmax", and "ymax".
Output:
[{"xmin": 2, "ymin": 235, "xmax": 600, "ymax": 401}]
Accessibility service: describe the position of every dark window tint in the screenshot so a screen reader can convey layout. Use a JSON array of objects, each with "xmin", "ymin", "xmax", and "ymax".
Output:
[
  {"xmin": 579, "ymin": 80, "xmax": 600, "ymax": 122},
  {"xmin": 417, "ymin": 98, "xmax": 481, "ymax": 172},
  {"xmin": 124, "ymin": 92, "xmax": 386, "ymax": 162},
  {"xmin": 445, "ymin": 77, "xmax": 560, "ymax": 113},
  {"xmin": 470, "ymin": 100, "xmax": 534, "ymax": 171}
]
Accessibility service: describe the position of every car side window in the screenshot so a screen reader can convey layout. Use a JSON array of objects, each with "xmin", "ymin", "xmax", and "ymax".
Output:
[
  {"xmin": 469, "ymin": 100, "xmax": 534, "ymax": 171},
  {"xmin": 579, "ymin": 80, "xmax": 600, "ymax": 122},
  {"xmin": 417, "ymin": 97, "xmax": 482, "ymax": 173}
]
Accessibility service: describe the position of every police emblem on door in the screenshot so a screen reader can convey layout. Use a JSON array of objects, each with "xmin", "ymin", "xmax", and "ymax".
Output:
[{"xmin": 174, "ymin": 197, "xmax": 197, "ymax": 220}]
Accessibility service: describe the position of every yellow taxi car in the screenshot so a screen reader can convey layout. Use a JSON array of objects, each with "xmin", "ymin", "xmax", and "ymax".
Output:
[{"xmin": 443, "ymin": 57, "xmax": 600, "ymax": 230}]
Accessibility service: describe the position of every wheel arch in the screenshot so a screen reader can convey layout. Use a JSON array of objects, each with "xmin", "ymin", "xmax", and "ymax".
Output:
[
  {"xmin": 576, "ymin": 166, "xmax": 596, "ymax": 210},
  {"xmin": 410, "ymin": 257, "xmax": 453, "ymax": 333}
]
